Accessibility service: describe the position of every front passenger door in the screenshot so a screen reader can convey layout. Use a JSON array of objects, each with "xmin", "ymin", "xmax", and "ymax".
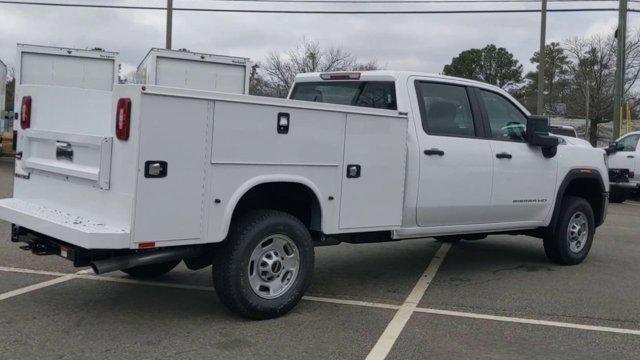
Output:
[{"xmin": 477, "ymin": 89, "xmax": 558, "ymax": 224}]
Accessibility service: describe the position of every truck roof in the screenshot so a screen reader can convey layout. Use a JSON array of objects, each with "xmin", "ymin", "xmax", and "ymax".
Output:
[
  {"xmin": 293, "ymin": 70, "xmax": 525, "ymax": 113},
  {"xmin": 17, "ymin": 43, "xmax": 118, "ymax": 58},
  {"xmin": 137, "ymin": 48, "xmax": 250, "ymax": 70},
  {"xmin": 294, "ymin": 70, "xmax": 505, "ymax": 91}
]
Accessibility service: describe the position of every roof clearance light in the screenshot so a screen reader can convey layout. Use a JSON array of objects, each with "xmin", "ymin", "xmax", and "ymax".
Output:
[{"xmin": 320, "ymin": 72, "xmax": 361, "ymax": 81}]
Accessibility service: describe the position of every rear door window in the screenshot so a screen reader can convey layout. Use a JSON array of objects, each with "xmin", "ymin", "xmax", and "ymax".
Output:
[
  {"xmin": 290, "ymin": 81, "xmax": 397, "ymax": 110},
  {"xmin": 415, "ymin": 81, "xmax": 477, "ymax": 138}
]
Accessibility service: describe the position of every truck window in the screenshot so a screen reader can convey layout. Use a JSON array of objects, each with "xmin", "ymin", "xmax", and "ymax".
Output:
[
  {"xmin": 479, "ymin": 90, "xmax": 527, "ymax": 142},
  {"xmin": 290, "ymin": 81, "xmax": 397, "ymax": 110},
  {"xmin": 415, "ymin": 82, "xmax": 476, "ymax": 137},
  {"xmin": 618, "ymin": 134, "xmax": 640, "ymax": 151},
  {"xmin": 550, "ymin": 127, "xmax": 577, "ymax": 137}
]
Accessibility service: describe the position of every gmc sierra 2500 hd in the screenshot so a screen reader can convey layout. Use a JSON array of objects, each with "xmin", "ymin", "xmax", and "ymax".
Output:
[{"xmin": 0, "ymin": 70, "xmax": 608, "ymax": 319}]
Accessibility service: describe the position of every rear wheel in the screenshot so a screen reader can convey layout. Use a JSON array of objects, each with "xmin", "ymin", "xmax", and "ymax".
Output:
[
  {"xmin": 121, "ymin": 260, "xmax": 181, "ymax": 278},
  {"xmin": 543, "ymin": 196, "xmax": 595, "ymax": 265},
  {"xmin": 212, "ymin": 210, "xmax": 314, "ymax": 320}
]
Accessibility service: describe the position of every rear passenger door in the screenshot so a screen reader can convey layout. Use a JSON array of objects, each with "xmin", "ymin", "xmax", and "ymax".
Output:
[
  {"xmin": 412, "ymin": 80, "xmax": 494, "ymax": 227},
  {"xmin": 475, "ymin": 89, "xmax": 558, "ymax": 224}
]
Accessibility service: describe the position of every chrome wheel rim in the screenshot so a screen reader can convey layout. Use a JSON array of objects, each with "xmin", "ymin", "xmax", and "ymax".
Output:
[
  {"xmin": 567, "ymin": 211, "xmax": 589, "ymax": 253},
  {"xmin": 248, "ymin": 234, "xmax": 300, "ymax": 299}
]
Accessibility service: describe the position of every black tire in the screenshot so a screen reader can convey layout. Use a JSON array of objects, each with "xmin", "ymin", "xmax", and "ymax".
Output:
[
  {"xmin": 212, "ymin": 210, "xmax": 314, "ymax": 320},
  {"xmin": 543, "ymin": 196, "xmax": 595, "ymax": 265},
  {"xmin": 121, "ymin": 259, "xmax": 181, "ymax": 278},
  {"xmin": 609, "ymin": 187, "xmax": 629, "ymax": 203}
]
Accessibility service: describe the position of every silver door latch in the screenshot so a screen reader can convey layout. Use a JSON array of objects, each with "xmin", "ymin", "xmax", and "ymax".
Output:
[{"xmin": 144, "ymin": 161, "xmax": 167, "ymax": 178}]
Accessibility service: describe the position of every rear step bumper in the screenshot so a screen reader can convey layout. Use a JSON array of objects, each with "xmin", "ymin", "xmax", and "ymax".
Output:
[{"xmin": 0, "ymin": 198, "xmax": 130, "ymax": 249}]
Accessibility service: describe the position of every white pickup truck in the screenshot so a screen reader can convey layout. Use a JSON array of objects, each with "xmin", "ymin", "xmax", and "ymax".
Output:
[
  {"xmin": 606, "ymin": 131, "xmax": 639, "ymax": 202},
  {"xmin": 0, "ymin": 70, "xmax": 608, "ymax": 319}
]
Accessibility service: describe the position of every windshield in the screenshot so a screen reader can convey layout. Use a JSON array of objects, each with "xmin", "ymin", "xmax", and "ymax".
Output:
[{"xmin": 290, "ymin": 81, "xmax": 397, "ymax": 110}]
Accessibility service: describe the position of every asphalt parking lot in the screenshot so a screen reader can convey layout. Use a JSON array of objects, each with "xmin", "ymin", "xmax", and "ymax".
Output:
[{"xmin": 0, "ymin": 159, "xmax": 639, "ymax": 359}]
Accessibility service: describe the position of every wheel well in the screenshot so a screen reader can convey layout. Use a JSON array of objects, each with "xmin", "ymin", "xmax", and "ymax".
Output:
[
  {"xmin": 561, "ymin": 177, "xmax": 604, "ymax": 226},
  {"xmin": 231, "ymin": 182, "xmax": 322, "ymax": 231}
]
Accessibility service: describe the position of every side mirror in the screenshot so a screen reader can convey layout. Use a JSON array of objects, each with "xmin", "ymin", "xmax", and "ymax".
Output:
[
  {"xmin": 606, "ymin": 141, "xmax": 619, "ymax": 155},
  {"xmin": 526, "ymin": 116, "xmax": 559, "ymax": 158}
]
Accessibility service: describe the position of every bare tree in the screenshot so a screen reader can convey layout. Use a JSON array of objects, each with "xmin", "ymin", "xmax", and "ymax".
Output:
[
  {"xmin": 252, "ymin": 38, "xmax": 378, "ymax": 97},
  {"xmin": 564, "ymin": 31, "xmax": 640, "ymax": 145}
]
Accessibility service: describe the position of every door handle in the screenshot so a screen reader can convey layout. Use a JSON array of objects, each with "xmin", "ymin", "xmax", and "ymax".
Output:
[
  {"xmin": 496, "ymin": 152, "xmax": 512, "ymax": 159},
  {"xmin": 628, "ymin": 155, "xmax": 635, "ymax": 159},
  {"xmin": 424, "ymin": 148, "xmax": 445, "ymax": 156}
]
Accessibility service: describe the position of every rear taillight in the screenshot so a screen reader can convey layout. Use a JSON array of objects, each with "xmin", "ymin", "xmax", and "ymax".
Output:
[
  {"xmin": 20, "ymin": 96, "xmax": 32, "ymax": 129},
  {"xmin": 115, "ymin": 98, "xmax": 132, "ymax": 141}
]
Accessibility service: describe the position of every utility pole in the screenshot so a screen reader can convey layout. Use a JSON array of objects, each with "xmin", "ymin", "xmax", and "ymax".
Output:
[
  {"xmin": 585, "ymin": 85, "xmax": 590, "ymax": 140},
  {"xmin": 536, "ymin": 0, "xmax": 547, "ymax": 115},
  {"xmin": 166, "ymin": 0, "xmax": 173, "ymax": 49},
  {"xmin": 613, "ymin": 0, "xmax": 628, "ymax": 139}
]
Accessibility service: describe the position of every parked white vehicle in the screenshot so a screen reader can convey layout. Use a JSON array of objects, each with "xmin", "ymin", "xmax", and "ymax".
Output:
[
  {"xmin": 136, "ymin": 48, "xmax": 251, "ymax": 94},
  {"xmin": 606, "ymin": 131, "xmax": 640, "ymax": 202},
  {"xmin": 0, "ymin": 70, "xmax": 609, "ymax": 319}
]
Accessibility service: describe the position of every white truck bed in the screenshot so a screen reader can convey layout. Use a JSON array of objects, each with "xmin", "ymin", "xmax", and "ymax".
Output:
[{"xmin": 5, "ymin": 84, "xmax": 407, "ymax": 250}]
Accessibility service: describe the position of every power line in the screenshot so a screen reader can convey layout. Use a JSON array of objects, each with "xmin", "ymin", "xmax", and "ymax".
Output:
[
  {"xmin": 0, "ymin": 1, "xmax": 623, "ymax": 13},
  {"xmin": 193, "ymin": 0, "xmax": 619, "ymax": 3}
]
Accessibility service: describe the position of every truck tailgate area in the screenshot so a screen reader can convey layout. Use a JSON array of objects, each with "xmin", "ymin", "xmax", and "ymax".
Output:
[{"xmin": 0, "ymin": 198, "xmax": 129, "ymax": 248}]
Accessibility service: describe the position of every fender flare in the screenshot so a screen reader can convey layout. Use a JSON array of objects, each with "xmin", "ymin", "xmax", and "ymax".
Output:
[
  {"xmin": 219, "ymin": 175, "xmax": 325, "ymax": 240},
  {"xmin": 549, "ymin": 168, "xmax": 607, "ymax": 229}
]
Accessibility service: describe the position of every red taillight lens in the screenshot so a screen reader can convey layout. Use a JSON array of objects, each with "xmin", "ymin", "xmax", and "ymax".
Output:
[
  {"xmin": 115, "ymin": 98, "xmax": 132, "ymax": 141},
  {"xmin": 20, "ymin": 96, "xmax": 32, "ymax": 129}
]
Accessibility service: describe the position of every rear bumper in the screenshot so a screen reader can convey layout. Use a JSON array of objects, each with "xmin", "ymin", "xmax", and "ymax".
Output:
[
  {"xmin": 610, "ymin": 181, "xmax": 640, "ymax": 190},
  {"xmin": 0, "ymin": 198, "xmax": 130, "ymax": 249}
]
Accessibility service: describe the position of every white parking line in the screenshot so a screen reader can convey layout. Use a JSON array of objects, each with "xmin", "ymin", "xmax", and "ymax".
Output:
[
  {"xmin": 1, "ymin": 262, "xmax": 640, "ymax": 339},
  {"xmin": 302, "ymin": 295, "xmax": 401, "ymax": 310},
  {"xmin": 0, "ymin": 274, "xmax": 75, "ymax": 301},
  {"xmin": 365, "ymin": 243, "xmax": 452, "ymax": 360},
  {"xmin": 0, "ymin": 266, "xmax": 69, "ymax": 277},
  {"xmin": 414, "ymin": 307, "xmax": 640, "ymax": 336}
]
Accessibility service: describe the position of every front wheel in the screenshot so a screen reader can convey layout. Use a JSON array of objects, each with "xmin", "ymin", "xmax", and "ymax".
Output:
[
  {"xmin": 543, "ymin": 196, "xmax": 595, "ymax": 265},
  {"xmin": 212, "ymin": 210, "xmax": 314, "ymax": 320}
]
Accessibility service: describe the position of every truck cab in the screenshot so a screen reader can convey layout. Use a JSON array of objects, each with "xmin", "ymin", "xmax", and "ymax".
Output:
[{"xmin": 290, "ymin": 71, "xmax": 608, "ymax": 236}]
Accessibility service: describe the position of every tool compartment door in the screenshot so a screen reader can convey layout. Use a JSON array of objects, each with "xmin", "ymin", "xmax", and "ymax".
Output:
[
  {"xmin": 133, "ymin": 94, "xmax": 211, "ymax": 244},
  {"xmin": 339, "ymin": 114, "xmax": 407, "ymax": 229}
]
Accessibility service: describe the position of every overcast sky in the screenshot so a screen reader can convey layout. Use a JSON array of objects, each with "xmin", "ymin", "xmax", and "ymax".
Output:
[{"xmin": 0, "ymin": 0, "xmax": 637, "ymax": 78}]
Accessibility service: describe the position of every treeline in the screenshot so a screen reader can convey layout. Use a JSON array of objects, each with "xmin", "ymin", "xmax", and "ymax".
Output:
[
  {"xmin": 442, "ymin": 32, "xmax": 640, "ymax": 145},
  {"xmin": 251, "ymin": 32, "xmax": 640, "ymax": 145}
]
